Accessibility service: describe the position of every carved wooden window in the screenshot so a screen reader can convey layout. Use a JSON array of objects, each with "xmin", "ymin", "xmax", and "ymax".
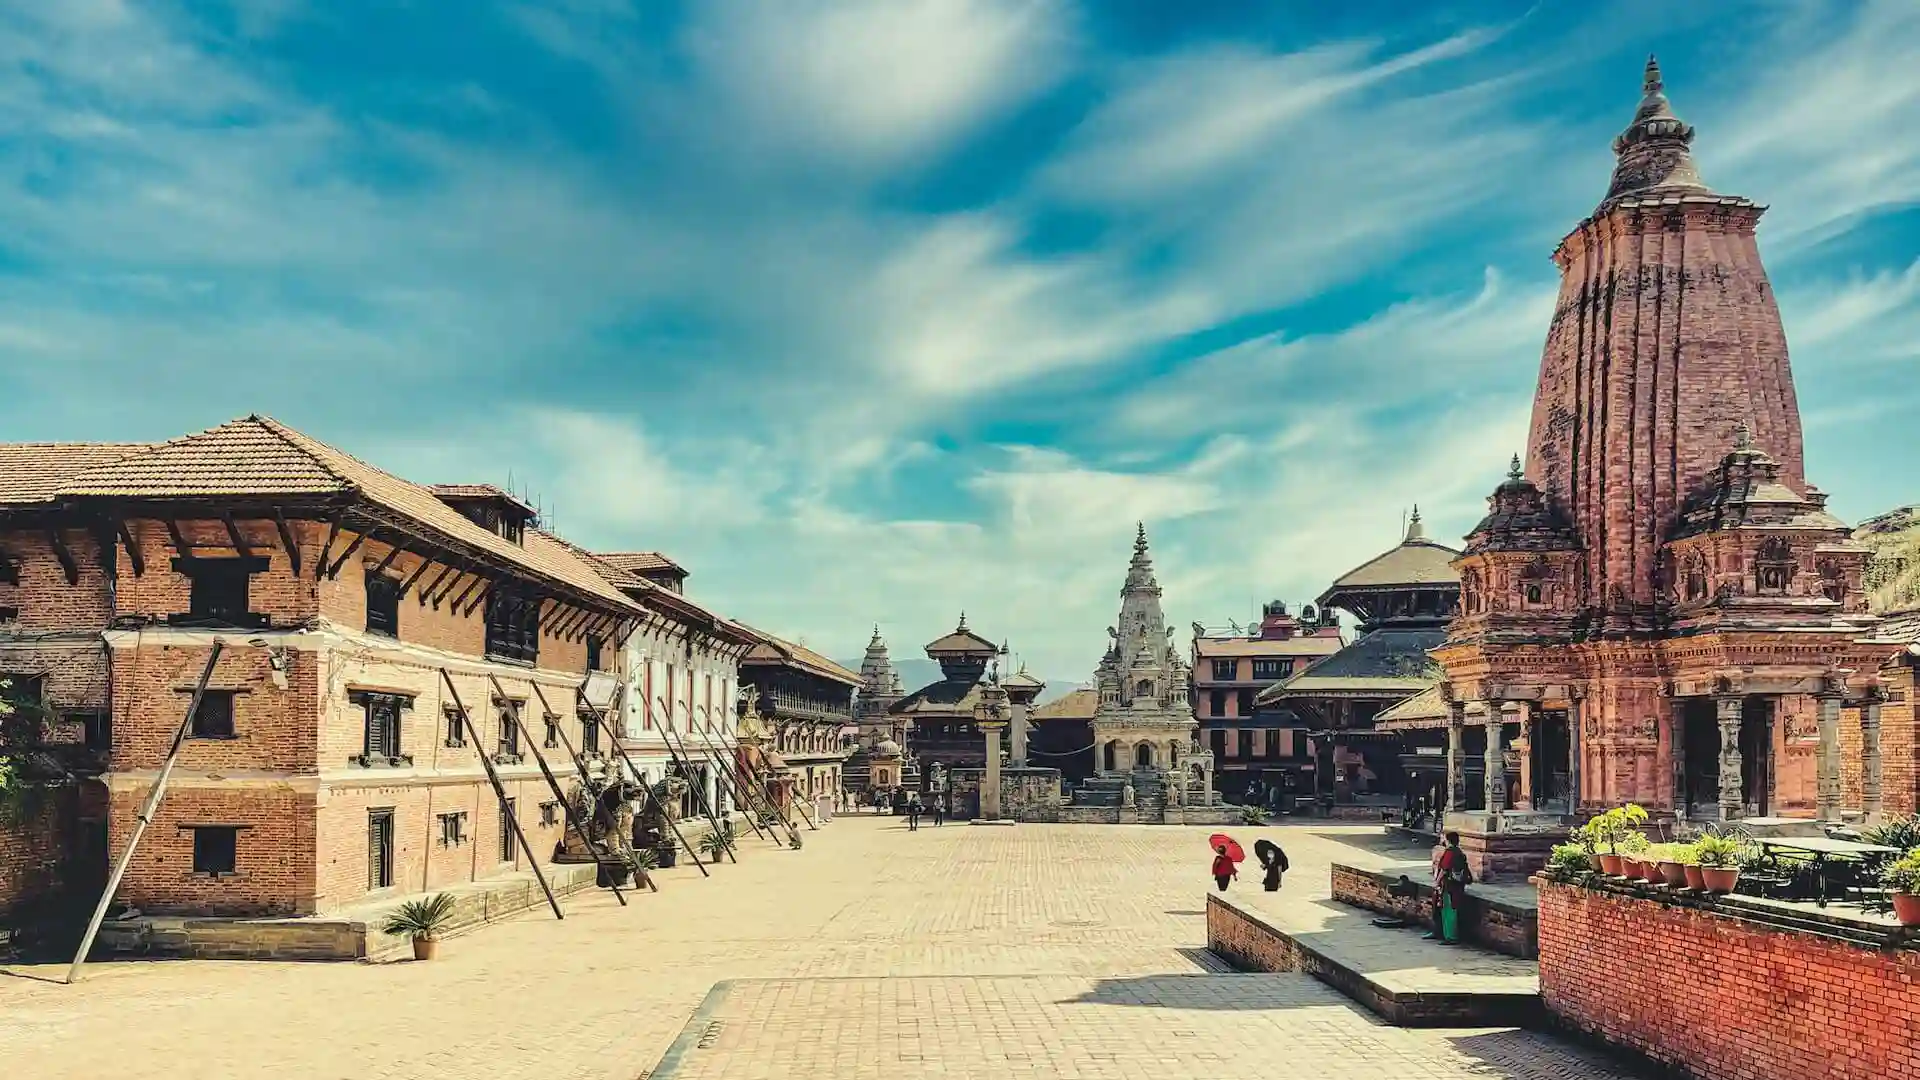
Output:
[
  {"xmin": 367, "ymin": 809, "xmax": 395, "ymax": 890},
  {"xmin": 349, "ymin": 690, "xmax": 412, "ymax": 766},
  {"xmin": 1754, "ymin": 537, "xmax": 1795, "ymax": 595},
  {"xmin": 1816, "ymin": 558, "xmax": 1846, "ymax": 603}
]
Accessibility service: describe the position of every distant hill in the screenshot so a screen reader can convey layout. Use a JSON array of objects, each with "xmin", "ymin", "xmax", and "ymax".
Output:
[
  {"xmin": 838, "ymin": 656, "xmax": 1088, "ymax": 706},
  {"xmin": 1860, "ymin": 504, "xmax": 1920, "ymax": 614}
]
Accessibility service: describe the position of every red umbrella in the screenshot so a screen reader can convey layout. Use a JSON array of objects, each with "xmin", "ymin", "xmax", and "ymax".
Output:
[{"xmin": 1208, "ymin": 833, "xmax": 1245, "ymax": 863}]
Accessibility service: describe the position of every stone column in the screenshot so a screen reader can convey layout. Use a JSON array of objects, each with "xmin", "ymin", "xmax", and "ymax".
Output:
[
  {"xmin": 1669, "ymin": 698, "xmax": 1687, "ymax": 817},
  {"xmin": 1815, "ymin": 695, "xmax": 1843, "ymax": 822},
  {"xmin": 1445, "ymin": 697, "xmax": 1467, "ymax": 813},
  {"xmin": 1716, "ymin": 695, "xmax": 1744, "ymax": 821},
  {"xmin": 1010, "ymin": 700, "xmax": 1030, "ymax": 767},
  {"xmin": 978, "ymin": 722, "xmax": 1006, "ymax": 821},
  {"xmin": 1516, "ymin": 700, "xmax": 1535, "ymax": 811},
  {"xmin": 1567, "ymin": 697, "xmax": 1582, "ymax": 815},
  {"xmin": 1862, "ymin": 697, "xmax": 1884, "ymax": 822},
  {"xmin": 1484, "ymin": 702, "xmax": 1507, "ymax": 824}
]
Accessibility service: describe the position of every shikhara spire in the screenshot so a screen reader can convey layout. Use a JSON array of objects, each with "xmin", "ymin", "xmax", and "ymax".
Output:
[
  {"xmin": 1126, "ymin": 522, "xmax": 1158, "ymax": 590},
  {"xmin": 1602, "ymin": 54, "xmax": 1710, "ymax": 207}
]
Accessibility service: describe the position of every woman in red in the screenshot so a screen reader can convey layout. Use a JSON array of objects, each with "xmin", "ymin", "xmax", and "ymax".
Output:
[
  {"xmin": 1426, "ymin": 831, "xmax": 1470, "ymax": 944},
  {"xmin": 1211, "ymin": 845, "xmax": 1237, "ymax": 892}
]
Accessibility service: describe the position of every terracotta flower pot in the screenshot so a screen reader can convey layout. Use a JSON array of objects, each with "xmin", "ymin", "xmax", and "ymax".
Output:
[
  {"xmin": 1658, "ymin": 860, "xmax": 1688, "ymax": 888},
  {"xmin": 413, "ymin": 936, "xmax": 439, "ymax": 961},
  {"xmin": 1600, "ymin": 854, "xmax": 1624, "ymax": 876},
  {"xmin": 1587, "ymin": 853, "xmax": 1604, "ymax": 873},
  {"xmin": 1892, "ymin": 893, "xmax": 1920, "ymax": 927},
  {"xmin": 1683, "ymin": 864, "xmax": 1706, "ymax": 890},
  {"xmin": 1621, "ymin": 857, "xmax": 1644, "ymax": 880},
  {"xmin": 1642, "ymin": 862, "xmax": 1666, "ymax": 885},
  {"xmin": 1700, "ymin": 867, "xmax": 1740, "ymax": 894}
]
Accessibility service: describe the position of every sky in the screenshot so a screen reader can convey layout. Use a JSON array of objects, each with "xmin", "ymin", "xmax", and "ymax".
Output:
[{"xmin": 1, "ymin": 0, "xmax": 1916, "ymax": 684}]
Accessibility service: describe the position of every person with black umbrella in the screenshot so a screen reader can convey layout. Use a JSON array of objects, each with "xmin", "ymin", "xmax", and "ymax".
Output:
[{"xmin": 1254, "ymin": 838, "xmax": 1289, "ymax": 892}]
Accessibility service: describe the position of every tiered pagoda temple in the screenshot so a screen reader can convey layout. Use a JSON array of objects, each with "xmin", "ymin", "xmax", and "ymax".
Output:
[{"xmin": 1431, "ymin": 58, "xmax": 1897, "ymax": 878}]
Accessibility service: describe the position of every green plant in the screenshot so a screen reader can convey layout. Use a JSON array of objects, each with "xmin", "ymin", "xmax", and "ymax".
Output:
[
  {"xmin": 1862, "ymin": 814, "xmax": 1920, "ymax": 853},
  {"xmin": 1548, "ymin": 842, "xmax": 1595, "ymax": 879},
  {"xmin": 1239, "ymin": 805, "xmax": 1269, "ymax": 826},
  {"xmin": 1618, "ymin": 830, "xmax": 1652, "ymax": 857},
  {"xmin": 1568, "ymin": 823, "xmax": 1598, "ymax": 854},
  {"xmin": 629, "ymin": 847, "xmax": 660, "ymax": 871},
  {"xmin": 1880, "ymin": 849, "xmax": 1920, "ymax": 895},
  {"xmin": 1693, "ymin": 834, "xmax": 1743, "ymax": 869},
  {"xmin": 1669, "ymin": 842, "xmax": 1699, "ymax": 865},
  {"xmin": 698, "ymin": 829, "xmax": 730, "ymax": 860},
  {"xmin": 1587, "ymin": 804, "xmax": 1649, "ymax": 854},
  {"xmin": 380, "ymin": 892, "xmax": 457, "ymax": 941}
]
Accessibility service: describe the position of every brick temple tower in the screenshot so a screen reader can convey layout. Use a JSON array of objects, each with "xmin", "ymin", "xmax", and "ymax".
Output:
[{"xmin": 1432, "ymin": 59, "xmax": 1897, "ymax": 877}]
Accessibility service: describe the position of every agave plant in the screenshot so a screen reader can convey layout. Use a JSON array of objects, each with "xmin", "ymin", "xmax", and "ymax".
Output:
[
  {"xmin": 1862, "ymin": 814, "xmax": 1920, "ymax": 852},
  {"xmin": 1238, "ymin": 805, "xmax": 1269, "ymax": 826},
  {"xmin": 629, "ymin": 847, "xmax": 660, "ymax": 871},
  {"xmin": 381, "ymin": 892, "xmax": 458, "ymax": 941},
  {"xmin": 697, "ymin": 829, "xmax": 730, "ymax": 860}
]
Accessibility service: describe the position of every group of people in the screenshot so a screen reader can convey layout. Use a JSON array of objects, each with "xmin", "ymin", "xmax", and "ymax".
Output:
[
  {"xmin": 865, "ymin": 787, "xmax": 948, "ymax": 829},
  {"xmin": 1207, "ymin": 830, "xmax": 1474, "ymax": 947}
]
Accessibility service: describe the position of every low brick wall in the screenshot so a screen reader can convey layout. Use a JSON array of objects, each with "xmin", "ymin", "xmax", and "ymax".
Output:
[
  {"xmin": 1332, "ymin": 863, "xmax": 1538, "ymax": 959},
  {"xmin": 1538, "ymin": 879, "xmax": 1920, "ymax": 1080},
  {"xmin": 1207, "ymin": 893, "xmax": 1307, "ymax": 973},
  {"xmin": 1017, "ymin": 805, "xmax": 1239, "ymax": 826}
]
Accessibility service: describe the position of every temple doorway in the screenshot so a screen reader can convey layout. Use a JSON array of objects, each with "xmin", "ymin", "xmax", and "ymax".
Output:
[
  {"xmin": 1680, "ymin": 699, "xmax": 1719, "ymax": 817},
  {"xmin": 1134, "ymin": 743, "xmax": 1154, "ymax": 770},
  {"xmin": 1739, "ymin": 698, "xmax": 1772, "ymax": 817},
  {"xmin": 1103, "ymin": 743, "xmax": 1117, "ymax": 772},
  {"xmin": 1530, "ymin": 709, "xmax": 1571, "ymax": 811}
]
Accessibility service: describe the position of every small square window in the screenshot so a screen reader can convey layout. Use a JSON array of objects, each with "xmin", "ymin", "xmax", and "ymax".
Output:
[
  {"xmin": 1211, "ymin": 659, "xmax": 1236, "ymax": 681},
  {"xmin": 172, "ymin": 556, "xmax": 268, "ymax": 627},
  {"xmin": 190, "ymin": 825, "xmax": 239, "ymax": 874},
  {"xmin": 438, "ymin": 812, "xmax": 467, "ymax": 846},
  {"xmin": 443, "ymin": 706, "xmax": 466, "ymax": 747},
  {"xmin": 540, "ymin": 801, "xmax": 559, "ymax": 827},
  {"xmin": 71, "ymin": 711, "xmax": 111, "ymax": 752},
  {"xmin": 187, "ymin": 690, "xmax": 237, "ymax": 739}
]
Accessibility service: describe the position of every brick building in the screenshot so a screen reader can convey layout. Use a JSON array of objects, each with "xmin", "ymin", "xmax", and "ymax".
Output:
[
  {"xmin": 0, "ymin": 416, "xmax": 647, "ymax": 917},
  {"xmin": 1190, "ymin": 600, "xmax": 1343, "ymax": 798},
  {"xmin": 1430, "ymin": 60, "xmax": 1899, "ymax": 877},
  {"xmin": 736, "ymin": 625, "xmax": 859, "ymax": 817}
]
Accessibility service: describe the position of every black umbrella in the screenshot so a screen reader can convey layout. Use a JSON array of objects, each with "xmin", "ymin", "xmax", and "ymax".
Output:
[{"xmin": 1253, "ymin": 838, "xmax": 1285, "ymax": 869}]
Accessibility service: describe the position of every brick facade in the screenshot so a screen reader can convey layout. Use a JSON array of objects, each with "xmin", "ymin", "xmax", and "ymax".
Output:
[{"xmin": 1538, "ymin": 880, "xmax": 1920, "ymax": 1080}]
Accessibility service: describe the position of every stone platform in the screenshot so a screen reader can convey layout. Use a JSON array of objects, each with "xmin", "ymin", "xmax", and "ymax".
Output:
[
  {"xmin": 1206, "ymin": 890, "xmax": 1542, "ymax": 1027},
  {"xmin": 1331, "ymin": 861, "xmax": 1540, "ymax": 959}
]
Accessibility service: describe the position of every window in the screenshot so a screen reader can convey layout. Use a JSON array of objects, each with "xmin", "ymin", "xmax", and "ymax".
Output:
[
  {"xmin": 443, "ymin": 705, "xmax": 466, "ymax": 747},
  {"xmin": 585, "ymin": 636, "xmax": 603, "ymax": 672},
  {"xmin": 437, "ymin": 812, "xmax": 467, "ymax": 846},
  {"xmin": 1, "ymin": 674, "xmax": 44, "ymax": 738},
  {"xmin": 500, "ymin": 798, "xmax": 518, "ymax": 862},
  {"xmin": 173, "ymin": 556, "xmax": 268, "ymax": 626},
  {"xmin": 544, "ymin": 715, "xmax": 560, "ymax": 749},
  {"xmin": 365, "ymin": 573, "xmax": 400, "ymax": 637},
  {"xmin": 1238, "ymin": 689, "xmax": 1255, "ymax": 717},
  {"xmin": 0, "ymin": 555, "xmax": 17, "ymax": 585},
  {"xmin": 1210, "ymin": 659, "xmax": 1236, "ymax": 681},
  {"xmin": 190, "ymin": 825, "xmax": 239, "ymax": 875},
  {"xmin": 484, "ymin": 593, "xmax": 540, "ymax": 664},
  {"xmin": 539, "ymin": 801, "xmax": 559, "ymax": 827},
  {"xmin": 496, "ymin": 704, "xmax": 522, "ymax": 761},
  {"xmin": 1249, "ymin": 730, "xmax": 1266, "ymax": 757},
  {"xmin": 350, "ymin": 691, "xmax": 411, "ymax": 766},
  {"xmin": 579, "ymin": 712, "xmax": 601, "ymax": 755},
  {"xmin": 1252, "ymin": 658, "xmax": 1290, "ymax": 681},
  {"xmin": 187, "ymin": 690, "xmax": 237, "ymax": 739},
  {"xmin": 1209, "ymin": 690, "xmax": 1227, "ymax": 717},
  {"xmin": 72, "ymin": 711, "xmax": 111, "ymax": 752},
  {"xmin": 367, "ymin": 809, "xmax": 395, "ymax": 891}
]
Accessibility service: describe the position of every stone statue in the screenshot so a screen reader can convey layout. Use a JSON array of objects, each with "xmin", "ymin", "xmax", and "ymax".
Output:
[
  {"xmin": 556, "ymin": 773, "xmax": 644, "ymax": 864},
  {"xmin": 1166, "ymin": 778, "xmax": 1182, "ymax": 807},
  {"xmin": 1121, "ymin": 782, "xmax": 1136, "ymax": 808},
  {"xmin": 930, "ymin": 762, "xmax": 946, "ymax": 791}
]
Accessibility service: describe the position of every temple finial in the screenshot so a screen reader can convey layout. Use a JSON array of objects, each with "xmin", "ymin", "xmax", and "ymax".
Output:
[
  {"xmin": 957, "ymin": 611, "xmax": 968, "ymax": 630},
  {"xmin": 1406, "ymin": 504, "xmax": 1426, "ymax": 541},
  {"xmin": 1643, "ymin": 53, "xmax": 1663, "ymax": 97},
  {"xmin": 1508, "ymin": 453, "xmax": 1523, "ymax": 481}
]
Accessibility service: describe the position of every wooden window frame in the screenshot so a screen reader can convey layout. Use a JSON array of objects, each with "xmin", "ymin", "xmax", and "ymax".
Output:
[{"xmin": 188, "ymin": 824, "xmax": 240, "ymax": 875}]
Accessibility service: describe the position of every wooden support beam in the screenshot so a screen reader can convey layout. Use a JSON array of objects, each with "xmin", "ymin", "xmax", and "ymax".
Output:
[
  {"xmin": 116, "ymin": 521, "xmax": 145, "ymax": 577},
  {"xmin": 366, "ymin": 541, "xmax": 405, "ymax": 580},
  {"xmin": 552, "ymin": 606, "xmax": 590, "ymax": 639},
  {"xmin": 448, "ymin": 576, "xmax": 486, "ymax": 616},
  {"xmin": 164, "ymin": 519, "xmax": 193, "ymax": 557},
  {"xmin": 461, "ymin": 583, "xmax": 494, "ymax": 619},
  {"xmin": 313, "ymin": 515, "xmax": 342, "ymax": 579},
  {"xmin": 323, "ymin": 529, "xmax": 368, "ymax": 580},
  {"xmin": 88, "ymin": 522, "xmax": 117, "ymax": 580},
  {"xmin": 272, "ymin": 509, "xmax": 301, "ymax": 577},
  {"xmin": 415, "ymin": 564, "xmax": 455, "ymax": 606},
  {"xmin": 395, "ymin": 555, "xmax": 435, "ymax": 600},
  {"xmin": 221, "ymin": 513, "xmax": 254, "ymax": 560},
  {"xmin": 428, "ymin": 570, "xmax": 466, "ymax": 608},
  {"xmin": 47, "ymin": 529, "xmax": 79, "ymax": 586}
]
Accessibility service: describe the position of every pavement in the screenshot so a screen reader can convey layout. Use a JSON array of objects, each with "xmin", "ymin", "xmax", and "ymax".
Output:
[{"xmin": 0, "ymin": 816, "xmax": 1640, "ymax": 1080}]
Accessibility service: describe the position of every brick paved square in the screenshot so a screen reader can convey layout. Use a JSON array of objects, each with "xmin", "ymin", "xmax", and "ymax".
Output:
[{"xmin": 0, "ymin": 820, "xmax": 1636, "ymax": 1079}]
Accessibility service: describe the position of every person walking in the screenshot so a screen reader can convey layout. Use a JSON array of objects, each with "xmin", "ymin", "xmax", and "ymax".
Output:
[
  {"xmin": 1425, "ymin": 831, "xmax": 1471, "ymax": 945},
  {"xmin": 931, "ymin": 799, "xmax": 945, "ymax": 826},
  {"xmin": 907, "ymin": 797, "xmax": 921, "ymax": 831},
  {"xmin": 1210, "ymin": 844, "xmax": 1237, "ymax": 892},
  {"xmin": 1259, "ymin": 843, "xmax": 1289, "ymax": 892}
]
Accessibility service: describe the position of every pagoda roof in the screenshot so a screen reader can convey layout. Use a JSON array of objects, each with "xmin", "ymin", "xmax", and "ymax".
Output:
[
  {"xmin": 736, "ymin": 622, "xmax": 861, "ymax": 686},
  {"xmin": 1321, "ymin": 511, "xmax": 1460, "ymax": 599},
  {"xmin": 1255, "ymin": 626, "xmax": 1445, "ymax": 705},
  {"xmin": 1372, "ymin": 685, "xmax": 1448, "ymax": 730},
  {"xmin": 1032, "ymin": 687, "xmax": 1098, "ymax": 722},
  {"xmin": 888, "ymin": 677, "xmax": 988, "ymax": 718},
  {"xmin": 924, "ymin": 614, "xmax": 1000, "ymax": 656}
]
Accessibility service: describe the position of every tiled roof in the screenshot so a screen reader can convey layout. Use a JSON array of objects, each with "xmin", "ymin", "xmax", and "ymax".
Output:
[
  {"xmin": 924, "ymin": 625, "xmax": 999, "ymax": 655},
  {"xmin": 1373, "ymin": 685, "xmax": 1448, "ymax": 729},
  {"xmin": 737, "ymin": 622, "xmax": 861, "ymax": 685},
  {"xmin": 0, "ymin": 442, "xmax": 151, "ymax": 504},
  {"xmin": 1255, "ymin": 626, "xmax": 1445, "ymax": 704},
  {"xmin": 429, "ymin": 483, "xmax": 538, "ymax": 517},
  {"xmin": 44, "ymin": 415, "xmax": 637, "ymax": 612},
  {"xmin": 569, "ymin": 541, "xmax": 755, "ymax": 642},
  {"xmin": 597, "ymin": 551, "xmax": 686, "ymax": 576},
  {"xmin": 1193, "ymin": 636, "xmax": 1346, "ymax": 659},
  {"xmin": 1325, "ymin": 536, "xmax": 1461, "ymax": 592}
]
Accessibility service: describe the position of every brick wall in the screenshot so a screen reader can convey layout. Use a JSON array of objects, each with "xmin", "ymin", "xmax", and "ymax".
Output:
[
  {"xmin": 1205, "ymin": 894, "xmax": 1306, "ymax": 973},
  {"xmin": 0, "ymin": 529, "xmax": 114, "ymax": 630},
  {"xmin": 1329, "ymin": 863, "xmax": 1538, "ymax": 959},
  {"xmin": 0, "ymin": 788, "xmax": 77, "ymax": 918},
  {"xmin": 108, "ymin": 785, "xmax": 317, "ymax": 916},
  {"xmin": 1538, "ymin": 880, "xmax": 1920, "ymax": 1080},
  {"xmin": 1841, "ymin": 664, "xmax": 1917, "ymax": 816},
  {"xmin": 113, "ymin": 518, "xmax": 321, "ymax": 626},
  {"xmin": 110, "ymin": 640, "xmax": 318, "ymax": 772}
]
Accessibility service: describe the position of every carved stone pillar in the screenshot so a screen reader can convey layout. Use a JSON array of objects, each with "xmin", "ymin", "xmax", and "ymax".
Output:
[
  {"xmin": 1568, "ymin": 696, "xmax": 1583, "ymax": 814},
  {"xmin": 1862, "ymin": 697, "xmax": 1884, "ymax": 821},
  {"xmin": 1445, "ymin": 696, "xmax": 1467, "ymax": 813},
  {"xmin": 978, "ymin": 721, "xmax": 1005, "ymax": 821},
  {"xmin": 1716, "ymin": 695, "xmax": 1744, "ymax": 821},
  {"xmin": 1815, "ymin": 695, "xmax": 1842, "ymax": 822},
  {"xmin": 1484, "ymin": 702, "xmax": 1507, "ymax": 822},
  {"xmin": 1667, "ymin": 695, "xmax": 1687, "ymax": 818}
]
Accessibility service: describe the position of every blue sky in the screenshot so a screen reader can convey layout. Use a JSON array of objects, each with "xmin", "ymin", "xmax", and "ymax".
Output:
[{"xmin": 1, "ymin": 0, "xmax": 1916, "ymax": 680}]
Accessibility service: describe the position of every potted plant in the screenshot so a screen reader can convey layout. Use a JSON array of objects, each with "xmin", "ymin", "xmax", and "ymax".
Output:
[
  {"xmin": 1618, "ymin": 830, "xmax": 1653, "ymax": 881},
  {"xmin": 1694, "ymin": 834, "xmax": 1743, "ymax": 894},
  {"xmin": 1681, "ymin": 843, "xmax": 1707, "ymax": 890},
  {"xmin": 381, "ymin": 892, "xmax": 457, "ymax": 961},
  {"xmin": 1547, "ymin": 842, "xmax": 1595, "ymax": 882},
  {"xmin": 698, "ymin": 829, "xmax": 730, "ymax": 862},
  {"xmin": 1588, "ymin": 804, "xmax": 1648, "ymax": 875},
  {"xmin": 1651, "ymin": 842, "xmax": 1690, "ymax": 888},
  {"xmin": 1879, "ymin": 848, "xmax": 1920, "ymax": 926},
  {"xmin": 1569, "ymin": 824, "xmax": 1602, "ymax": 871},
  {"xmin": 1239, "ymin": 805, "xmax": 1270, "ymax": 827}
]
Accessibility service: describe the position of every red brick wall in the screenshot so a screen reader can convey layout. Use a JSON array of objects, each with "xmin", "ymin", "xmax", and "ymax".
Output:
[
  {"xmin": 0, "ymin": 789, "xmax": 75, "ymax": 918},
  {"xmin": 108, "ymin": 785, "xmax": 318, "ymax": 916},
  {"xmin": 1538, "ymin": 881, "xmax": 1920, "ymax": 1080},
  {"xmin": 1841, "ymin": 664, "xmax": 1918, "ymax": 816},
  {"xmin": 1205, "ymin": 895, "xmax": 1306, "ymax": 973},
  {"xmin": 109, "ymin": 640, "xmax": 318, "ymax": 773},
  {"xmin": 315, "ymin": 777, "xmax": 566, "ymax": 912}
]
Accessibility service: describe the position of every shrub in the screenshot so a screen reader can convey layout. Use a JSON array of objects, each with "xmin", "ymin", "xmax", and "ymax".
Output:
[
  {"xmin": 1881, "ymin": 849, "xmax": 1920, "ymax": 895},
  {"xmin": 381, "ymin": 893, "xmax": 457, "ymax": 941},
  {"xmin": 1617, "ymin": 829, "xmax": 1651, "ymax": 857},
  {"xmin": 697, "ymin": 829, "xmax": 730, "ymax": 860},
  {"xmin": 1587, "ymin": 804, "xmax": 1649, "ymax": 853},
  {"xmin": 1862, "ymin": 814, "xmax": 1920, "ymax": 853},
  {"xmin": 1547, "ymin": 842, "xmax": 1594, "ymax": 879},
  {"xmin": 1238, "ymin": 805, "xmax": 1269, "ymax": 826}
]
